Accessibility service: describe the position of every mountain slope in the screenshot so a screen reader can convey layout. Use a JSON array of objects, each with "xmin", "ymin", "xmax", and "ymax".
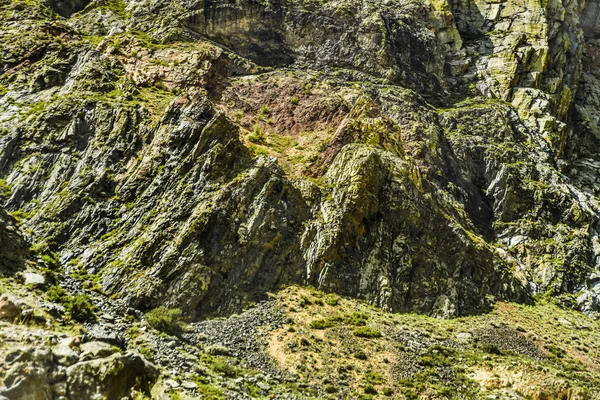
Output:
[{"xmin": 2, "ymin": 0, "xmax": 600, "ymax": 398}]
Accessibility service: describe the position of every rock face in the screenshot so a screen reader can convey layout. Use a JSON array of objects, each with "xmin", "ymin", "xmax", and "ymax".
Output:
[
  {"xmin": 66, "ymin": 351, "xmax": 159, "ymax": 399},
  {"xmin": 0, "ymin": 346, "xmax": 159, "ymax": 400},
  {"xmin": 1, "ymin": 0, "xmax": 600, "ymax": 318},
  {"xmin": 0, "ymin": 209, "xmax": 28, "ymax": 275}
]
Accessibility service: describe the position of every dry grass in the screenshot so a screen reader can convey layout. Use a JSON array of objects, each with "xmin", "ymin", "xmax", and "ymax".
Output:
[{"xmin": 266, "ymin": 286, "xmax": 600, "ymax": 399}]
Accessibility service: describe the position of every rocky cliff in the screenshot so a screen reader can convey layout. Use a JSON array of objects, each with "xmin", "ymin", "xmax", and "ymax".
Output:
[
  {"xmin": 1, "ymin": 0, "xmax": 599, "ymax": 318},
  {"xmin": 2, "ymin": 0, "xmax": 600, "ymax": 397}
]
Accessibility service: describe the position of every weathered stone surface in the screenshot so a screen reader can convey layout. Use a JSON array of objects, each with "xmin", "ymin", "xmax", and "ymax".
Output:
[
  {"xmin": 0, "ymin": 344, "xmax": 158, "ymax": 400},
  {"xmin": 79, "ymin": 341, "xmax": 118, "ymax": 360},
  {"xmin": 65, "ymin": 351, "xmax": 159, "ymax": 400},
  {"xmin": 0, "ymin": 295, "xmax": 22, "ymax": 320},
  {"xmin": 53, "ymin": 344, "xmax": 79, "ymax": 366},
  {"xmin": 1, "ymin": 0, "xmax": 600, "ymax": 321},
  {"xmin": 82, "ymin": 325, "xmax": 124, "ymax": 348},
  {"xmin": 0, "ymin": 348, "xmax": 53, "ymax": 400},
  {"xmin": 0, "ymin": 210, "xmax": 28, "ymax": 276},
  {"xmin": 23, "ymin": 272, "xmax": 46, "ymax": 287}
]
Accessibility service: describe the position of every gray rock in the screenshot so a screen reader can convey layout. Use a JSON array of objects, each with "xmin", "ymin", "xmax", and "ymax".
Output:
[
  {"xmin": 0, "ymin": 348, "xmax": 53, "ymax": 400},
  {"xmin": 455, "ymin": 332, "xmax": 473, "ymax": 343},
  {"xmin": 257, "ymin": 382, "xmax": 271, "ymax": 391},
  {"xmin": 52, "ymin": 345, "xmax": 79, "ymax": 366},
  {"xmin": 66, "ymin": 351, "xmax": 159, "ymax": 399},
  {"xmin": 23, "ymin": 272, "xmax": 46, "ymax": 287},
  {"xmin": 181, "ymin": 381, "xmax": 199, "ymax": 390},
  {"xmin": 80, "ymin": 341, "xmax": 118, "ymax": 360},
  {"xmin": 82, "ymin": 325, "xmax": 124, "ymax": 348},
  {"xmin": 164, "ymin": 379, "xmax": 180, "ymax": 388}
]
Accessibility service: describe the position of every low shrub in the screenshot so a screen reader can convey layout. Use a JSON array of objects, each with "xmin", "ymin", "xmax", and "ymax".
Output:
[
  {"xmin": 364, "ymin": 384, "xmax": 378, "ymax": 395},
  {"xmin": 69, "ymin": 294, "xmax": 97, "ymax": 323},
  {"xmin": 145, "ymin": 307, "xmax": 183, "ymax": 335},
  {"xmin": 46, "ymin": 286, "xmax": 97, "ymax": 323},
  {"xmin": 353, "ymin": 326, "xmax": 381, "ymax": 338},
  {"xmin": 310, "ymin": 319, "xmax": 337, "ymax": 329},
  {"xmin": 480, "ymin": 343, "xmax": 502, "ymax": 355},
  {"xmin": 211, "ymin": 358, "xmax": 236, "ymax": 377}
]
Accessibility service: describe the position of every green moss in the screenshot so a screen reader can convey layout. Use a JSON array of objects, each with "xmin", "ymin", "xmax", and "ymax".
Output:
[
  {"xmin": 92, "ymin": 0, "xmax": 130, "ymax": 19},
  {"xmin": 267, "ymin": 134, "xmax": 295, "ymax": 153},
  {"xmin": 480, "ymin": 343, "xmax": 502, "ymax": 355},
  {"xmin": 70, "ymin": 294, "xmax": 98, "ymax": 322},
  {"xmin": 138, "ymin": 344, "xmax": 154, "ymax": 360},
  {"xmin": 190, "ymin": 374, "xmax": 226, "ymax": 400},
  {"xmin": 344, "ymin": 312, "xmax": 368, "ymax": 326},
  {"xmin": 324, "ymin": 384, "xmax": 338, "ymax": 393},
  {"xmin": 258, "ymin": 104, "xmax": 271, "ymax": 120},
  {"xmin": 324, "ymin": 294, "xmax": 339, "ymax": 306},
  {"xmin": 131, "ymin": 30, "xmax": 162, "ymax": 49},
  {"xmin": 363, "ymin": 371, "xmax": 385, "ymax": 385},
  {"xmin": 0, "ymin": 178, "xmax": 12, "ymax": 199},
  {"xmin": 82, "ymin": 35, "xmax": 105, "ymax": 47}
]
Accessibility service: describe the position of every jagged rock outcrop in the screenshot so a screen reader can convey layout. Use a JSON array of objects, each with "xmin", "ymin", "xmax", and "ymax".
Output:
[{"xmin": 2, "ymin": 0, "xmax": 600, "ymax": 319}]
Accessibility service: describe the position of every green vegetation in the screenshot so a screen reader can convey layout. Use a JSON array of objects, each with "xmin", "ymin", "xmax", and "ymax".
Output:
[
  {"xmin": 353, "ymin": 326, "xmax": 382, "ymax": 338},
  {"xmin": 247, "ymin": 124, "xmax": 266, "ymax": 143},
  {"xmin": 324, "ymin": 384, "xmax": 338, "ymax": 393},
  {"xmin": 364, "ymin": 384, "xmax": 377, "ymax": 395},
  {"xmin": 98, "ymin": 0, "xmax": 130, "ymax": 19},
  {"xmin": 145, "ymin": 307, "xmax": 184, "ymax": 335},
  {"xmin": 309, "ymin": 318, "xmax": 337, "ymax": 329},
  {"xmin": 46, "ymin": 286, "xmax": 98, "ymax": 323},
  {"xmin": 399, "ymin": 345, "xmax": 480, "ymax": 398},
  {"xmin": 480, "ymin": 343, "xmax": 502, "ymax": 355},
  {"xmin": 210, "ymin": 358, "xmax": 236, "ymax": 377},
  {"xmin": 9, "ymin": 209, "xmax": 34, "ymax": 223},
  {"xmin": 309, "ymin": 312, "xmax": 369, "ymax": 330},
  {"xmin": 276, "ymin": 286, "xmax": 600, "ymax": 398},
  {"xmin": 324, "ymin": 294, "xmax": 339, "ymax": 306},
  {"xmin": 0, "ymin": 178, "xmax": 11, "ymax": 198},
  {"xmin": 190, "ymin": 375, "xmax": 226, "ymax": 400},
  {"xmin": 258, "ymin": 104, "xmax": 271, "ymax": 120}
]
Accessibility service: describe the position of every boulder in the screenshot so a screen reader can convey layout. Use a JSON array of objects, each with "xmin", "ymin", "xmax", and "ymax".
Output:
[
  {"xmin": 23, "ymin": 272, "xmax": 46, "ymax": 288},
  {"xmin": 52, "ymin": 344, "xmax": 79, "ymax": 366},
  {"xmin": 80, "ymin": 341, "xmax": 118, "ymax": 360},
  {"xmin": 0, "ymin": 348, "xmax": 53, "ymax": 400},
  {"xmin": 82, "ymin": 324, "xmax": 124, "ymax": 348},
  {"xmin": 66, "ymin": 351, "xmax": 159, "ymax": 399},
  {"xmin": 0, "ymin": 295, "xmax": 22, "ymax": 320}
]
